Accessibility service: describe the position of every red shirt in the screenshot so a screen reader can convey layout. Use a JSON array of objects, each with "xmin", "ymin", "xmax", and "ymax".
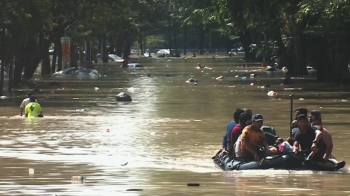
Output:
[{"xmin": 231, "ymin": 124, "xmax": 242, "ymax": 145}]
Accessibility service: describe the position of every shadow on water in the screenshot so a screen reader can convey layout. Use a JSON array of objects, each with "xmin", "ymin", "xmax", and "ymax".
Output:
[{"xmin": 0, "ymin": 59, "xmax": 350, "ymax": 195}]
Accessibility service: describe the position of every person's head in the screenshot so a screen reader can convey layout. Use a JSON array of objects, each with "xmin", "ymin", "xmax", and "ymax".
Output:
[
  {"xmin": 276, "ymin": 137, "xmax": 284, "ymax": 145},
  {"xmin": 297, "ymin": 114, "xmax": 308, "ymax": 131},
  {"xmin": 243, "ymin": 108, "xmax": 252, "ymax": 117},
  {"xmin": 239, "ymin": 112, "xmax": 251, "ymax": 127},
  {"xmin": 251, "ymin": 114, "xmax": 263, "ymax": 129},
  {"xmin": 295, "ymin": 107, "xmax": 307, "ymax": 119},
  {"xmin": 233, "ymin": 109, "xmax": 245, "ymax": 123},
  {"xmin": 291, "ymin": 120, "xmax": 298, "ymax": 128},
  {"xmin": 29, "ymin": 96, "xmax": 36, "ymax": 102},
  {"xmin": 26, "ymin": 92, "xmax": 33, "ymax": 98},
  {"xmin": 311, "ymin": 114, "xmax": 322, "ymax": 126},
  {"xmin": 309, "ymin": 110, "xmax": 321, "ymax": 122}
]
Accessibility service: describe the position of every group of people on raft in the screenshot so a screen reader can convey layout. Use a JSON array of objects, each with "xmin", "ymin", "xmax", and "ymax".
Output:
[{"xmin": 219, "ymin": 108, "xmax": 345, "ymax": 169}]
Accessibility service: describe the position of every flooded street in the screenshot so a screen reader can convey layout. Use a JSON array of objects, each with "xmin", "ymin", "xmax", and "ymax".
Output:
[{"xmin": 0, "ymin": 59, "xmax": 350, "ymax": 195}]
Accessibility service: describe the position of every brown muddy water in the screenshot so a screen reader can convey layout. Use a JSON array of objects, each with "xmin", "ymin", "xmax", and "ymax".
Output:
[{"xmin": 1, "ymin": 58, "xmax": 350, "ymax": 196}]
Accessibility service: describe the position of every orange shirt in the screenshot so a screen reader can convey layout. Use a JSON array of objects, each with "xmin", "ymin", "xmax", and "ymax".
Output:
[{"xmin": 241, "ymin": 125, "xmax": 266, "ymax": 153}]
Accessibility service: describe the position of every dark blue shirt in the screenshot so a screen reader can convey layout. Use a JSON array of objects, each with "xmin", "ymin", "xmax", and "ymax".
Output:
[{"xmin": 222, "ymin": 121, "xmax": 237, "ymax": 152}]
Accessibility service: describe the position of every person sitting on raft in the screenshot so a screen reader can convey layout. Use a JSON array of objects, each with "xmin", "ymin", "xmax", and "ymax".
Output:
[
  {"xmin": 235, "ymin": 114, "xmax": 271, "ymax": 161},
  {"xmin": 220, "ymin": 109, "xmax": 244, "ymax": 155},
  {"xmin": 309, "ymin": 113, "xmax": 345, "ymax": 168},
  {"xmin": 268, "ymin": 138, "xmax": 293, "ymax": 153},
  {"xmin": 288, "ymin": 107, "xmax": 308, "ymax": 145},
  {"xmin": 231, "ymin": 112, "xmax": 252, "ymax": 154},
  {"xmin": 293, "ymin": 114, "xmax": 316, "ymax": 154}
]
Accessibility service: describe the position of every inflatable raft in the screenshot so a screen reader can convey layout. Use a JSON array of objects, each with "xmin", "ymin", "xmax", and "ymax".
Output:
[{"xmin": 212, "ymin": 149, "xmax": 344, "ymax": 171}]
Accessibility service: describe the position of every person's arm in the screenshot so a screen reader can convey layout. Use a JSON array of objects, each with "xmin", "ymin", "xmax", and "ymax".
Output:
[
  {"xmin": 324, "ymin": 134, "xmax": 333, "ymax": 159},
  {"xmin": 230, "ymin": 128, "xmax": 237, "ymax": 151},
  {"xmin": 24, "ymin": 105, "xmax": 28, "ymax": 117},
  {"xmin": 222, "ymin": 135, "xmax": 227, "ymax": 150},
  {"xmin": 219, "ymin": 135, "xmax": 227, "ymax": 156},
  {"xmin": 311, "ymin": 130, "xmax": 322, "ymax": 152},
  {"xmin": 19, "ymin": 100, "xmax": 25, "ymax": 116},
  {"xmin": 262, "ymin": 140, "xmax": 270, "ymax": 153},
  {"xmin": 38, "ymin": 104, "xmax": 42, "ymax": 114},
  {"xmin": 293, "ymin": 141, "xmax": 300, "ymax": 153}
]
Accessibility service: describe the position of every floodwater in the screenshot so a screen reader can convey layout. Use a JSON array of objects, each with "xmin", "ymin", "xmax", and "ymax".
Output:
[{"xmin": 0, "ymin": 58, "xmax": 350, "ymax": 196}]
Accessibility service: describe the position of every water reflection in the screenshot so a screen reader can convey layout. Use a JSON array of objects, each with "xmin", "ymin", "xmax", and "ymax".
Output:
[{"xmin": 0, "ymin": 59, "xmax": 349, "ymax": 195}]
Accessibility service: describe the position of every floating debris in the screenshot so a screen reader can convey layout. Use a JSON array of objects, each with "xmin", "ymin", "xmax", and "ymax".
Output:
[
  {"xmin": 28, "ymin": 168, "xmax": 34, "ymax": 175},
  {"xmin": 187, "ymin": 183, "xmax": 200, "ymax": 187}
]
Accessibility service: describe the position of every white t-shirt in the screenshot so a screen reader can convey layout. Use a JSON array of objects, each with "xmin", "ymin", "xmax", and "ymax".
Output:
[
  {"xmin": 234, "ymin": 135, "xmax": 243, "ymax": 158},
  {"xmin": 20, "ymin": 98, "xmax": 30, "ymax": 108}
]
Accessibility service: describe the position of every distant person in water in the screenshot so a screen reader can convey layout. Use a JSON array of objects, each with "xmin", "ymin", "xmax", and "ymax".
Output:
[
  {"xmin": 25, "ymin": 96, "xmax": 43, "ymax": 118},
  {"xmin": 20, "ymin": 92, "xmax": 37, "ymax": 116},
  {"xmin": 197, "ymin": 63, "xmax": 205, "ymax": 69},
  {"xmin": 282, "ymin": 72, "xmax": 293, "ymax": 85},
  {"xmin": 122, "ymin": 59, "xmax": 130, "ymax": 68},
  {"xmin": 196, "ymin": 63, "xmax": 212, "ymax": 70}
]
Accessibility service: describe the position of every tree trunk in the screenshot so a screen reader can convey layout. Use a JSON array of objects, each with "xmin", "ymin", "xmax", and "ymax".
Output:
[
  {"xmin": 0, "ymin": 58, "xmax": 4, "ymax": 95},
  {"xmin": 123, "ymin": 38, "xmax": 131, "ymax": 59},
  {"xmin": 70, "ymin": 38, "xmax": 77, "ymax": 67},
  {"xmin": 102, "ymin": 33, "xmax": 108, "ymax": 63},
  {"xmin": 41, "ymin": 47, "xmax": 51, "ymax": 76},
  {"xmin": 78, "ymin": 43, "xmax": 84, "ymax": 67},
  {"xmin": 52, "ymin": 40, "xmax": 57, "ymax": 73},
  {"xmin": 199, "ymin": 25, "xmax": 204, "ymax": 55},
  {"xmin": 0, "ymin": 30, "xmax": 4, "ymax": 95},
  {"xmin": 8, "ymin": 59, "xmax": 13, "ymax": 92},
  {"xmin": 116, "ymin": 36, "xmax": 122, "ymax": 57},
  {"xmin": 13, "ymin": 53, "xmax": 25, "ymax": 87},
  {"xmin": 183, "ymin": 24, "xmax": 187, "ymax": 55},
  {"xmin": 238, "ymin": 31, "xmax": 255, "ymax": 61},
  {"xmin": 168, "ymin": 15, "xmax": 172, "ymax": 56},
  {"xmin": 291, "ymin": 20, "xmax": 308, "ymax": 75},
  {"xmin": 316, "ymin": 36, "xmax": 332, "ymax": 82},
  {"xmin": 57, "ymin": 37, "xmax": 63, "ymax": 71},
  {"xmin": 333, "ymin": 33, "xmax": 350, "ymax": 84},
  {"xmin": 22, "ymin": 34, "xmax": 42, "ymax": 80},
  {"xmin": 138, "ymin": 34, "xmax": 143, "ymax": 55}
]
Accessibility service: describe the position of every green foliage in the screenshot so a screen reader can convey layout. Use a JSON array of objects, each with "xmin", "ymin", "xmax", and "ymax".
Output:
[{"xmin": 146, "ymin": 35, "xmax": 167, "ymax": 48}]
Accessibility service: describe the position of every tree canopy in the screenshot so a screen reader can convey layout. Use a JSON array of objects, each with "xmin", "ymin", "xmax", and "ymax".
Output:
[{"xmin": 1, "ymin": 0, "xmax": 350, "ymax": 95}]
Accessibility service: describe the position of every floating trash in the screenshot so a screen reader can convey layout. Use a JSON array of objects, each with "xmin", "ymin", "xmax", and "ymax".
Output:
[
  {"xmin": 29, "ymin": 168, "xmax": 34, "ymax": 175},
  {"xmin": 187, "ymin": 183, "xmax": 200, "ymax": 187},
  {"xmin": 267, "ymin": 91, "xmax": 277, "ymax": 97},
  {"xmin": 75, "ymin": 109, "xmax": 86, "ymax": 112}
]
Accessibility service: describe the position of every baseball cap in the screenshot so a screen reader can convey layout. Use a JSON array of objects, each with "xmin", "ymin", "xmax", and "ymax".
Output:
[{"xmin": 252, "ymin": 114, "xmax": 263, "ymax": 121}]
